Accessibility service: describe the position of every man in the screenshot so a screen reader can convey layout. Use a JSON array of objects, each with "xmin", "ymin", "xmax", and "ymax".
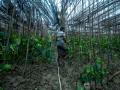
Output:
[{"xmin": 56, "ymin": 27, "xmax": 67, "ymax": 59}]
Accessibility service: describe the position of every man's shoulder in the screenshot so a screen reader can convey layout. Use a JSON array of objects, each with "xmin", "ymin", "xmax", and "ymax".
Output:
[
  {"xmin": 57, "ymin": 31, "xmax": 64, "ymax": 33},
  {"xmin": 57, "ymin": 31, "xmax": 64, "ymax": 35}
]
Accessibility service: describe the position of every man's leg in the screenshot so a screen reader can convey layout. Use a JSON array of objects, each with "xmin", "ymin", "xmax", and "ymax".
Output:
[
  {"xmin": 57, "ymin": 46, "xmax": 65, "ymax": 66},
  {"xmin": 58, "ymin": 46, "xmax": 67, "ymax": 60}
]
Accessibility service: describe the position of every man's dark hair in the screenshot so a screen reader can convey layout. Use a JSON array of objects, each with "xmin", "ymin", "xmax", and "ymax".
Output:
[{"xmin": 60, "ymin": 27, "xmax": 65, "ymax": 31}]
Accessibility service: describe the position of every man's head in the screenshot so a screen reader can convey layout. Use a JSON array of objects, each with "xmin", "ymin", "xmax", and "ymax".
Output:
[{"xmin": 60, "ymin": 27, "xmax": 65, "ymax": 32}]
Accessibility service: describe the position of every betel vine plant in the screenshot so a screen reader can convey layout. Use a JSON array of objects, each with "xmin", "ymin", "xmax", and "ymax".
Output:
[{"xmin": 80, "ymin": 57, "xmax": 108, "ymax": 86}]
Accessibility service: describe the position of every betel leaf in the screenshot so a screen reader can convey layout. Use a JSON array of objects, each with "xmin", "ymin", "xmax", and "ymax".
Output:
[
  {"xmin": 0, "ymin": 87, "xmax": 4, "ymax": 90},
  {"xmin": 0, "ymin": 64, "xmax": 12, "ymax": 72},
  {"xmin": 77, "ymin": 82, "xmax": 85, "ymax": 90},
  {"xmin": 15, "ymin": 38, "xmax": 21, "ymax": 45},
  {"xmin": 96, "ymin": 57, "xmax": 102, "ymax": 64}
]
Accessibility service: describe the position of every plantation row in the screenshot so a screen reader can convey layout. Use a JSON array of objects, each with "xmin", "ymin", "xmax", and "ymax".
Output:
[
  {"xmin": 0, "ymin": 32, "xmax": 55, "ymax": 75},
  {"xmin": 67, "ymin": 35, "xmax": 120, "ymax": 63},
  {"xmin": 0, "ymin": 32, "xmax": 54, "ymax": 64},
  {"xmin": 67, "ymin": 35, "xmax": 120, "ymax": 87}
]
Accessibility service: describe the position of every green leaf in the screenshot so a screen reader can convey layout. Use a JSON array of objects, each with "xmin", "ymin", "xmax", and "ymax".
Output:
[
  {"xmin": 4, "ymin": 64, "xmax": 12, "ymax": 69},
  {"xmin": 10, "ymin": 45, "xmax": 15, "ymax": 51},
  {"xmin": 77, "ymin": 82, "xmax": 84, "ymax": 90},
  {"xmin": 15, "ymin": 38, "xmax": 21, "ymax": 45},
  {"xmin": 0, "ymin": 87, "xmax": 4, "ymax": 90},
  {"xmin": 96, "ymin": 57, "xmax": 102, "ymax": 64},
  {"xmin": 37, "ymin": 43, "xmax": 42, "ymax": 47},
  {"xmin": 0, "ymin": 64, "xmax": 12, "ymax": 72}
]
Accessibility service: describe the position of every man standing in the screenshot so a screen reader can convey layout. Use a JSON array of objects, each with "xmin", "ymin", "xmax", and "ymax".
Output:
[{"xmin": 56, "ymin": 27, "xmax": 67, "ymax": 60}]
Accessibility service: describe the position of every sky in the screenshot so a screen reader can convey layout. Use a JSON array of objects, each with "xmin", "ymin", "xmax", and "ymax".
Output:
[
  {"xmin": 54, "ymin": 0, "xmax": 89, "ymax": 19},
  {"xmin": 55, "ymin": 0, "xmax": 61, "ymax": 11}
]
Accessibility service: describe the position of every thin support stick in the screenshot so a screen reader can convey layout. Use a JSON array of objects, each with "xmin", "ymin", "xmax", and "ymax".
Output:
[
  {"xmin": 57, "ymin": 64, "xmax": 62, "ymax": 90},
  {"xmin": 56, "ymin": 54, "xmax": 62, "ymax": 90}
]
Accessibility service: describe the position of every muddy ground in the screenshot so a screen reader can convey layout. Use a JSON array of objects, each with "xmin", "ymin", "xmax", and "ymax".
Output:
[
  {"xmin": 1, "ymin": 58, "xmax": 83, "ymax": 90},
  {"xmin": 1, "ymin": 56, "xmax": 120, "ymax": 90}
]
